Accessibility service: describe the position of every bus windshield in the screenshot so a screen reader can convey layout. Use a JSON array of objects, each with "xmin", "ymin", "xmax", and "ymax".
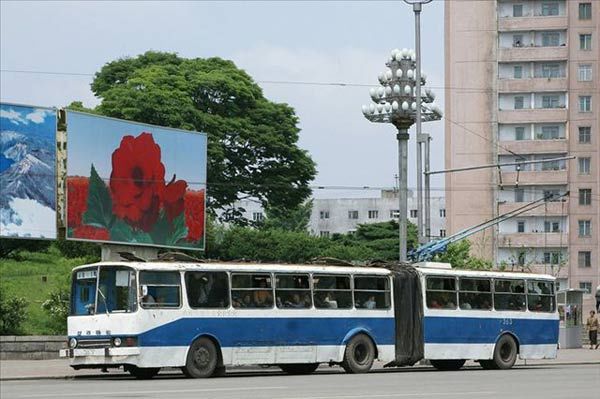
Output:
[{"xmin": 71, "ymin": 266, "xmax": 137, "ymax": 315}]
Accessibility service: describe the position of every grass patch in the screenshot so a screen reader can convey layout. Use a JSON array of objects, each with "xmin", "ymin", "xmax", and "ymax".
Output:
[{"xmin": 0, "ymin": 247, "xmax": 91, "ymax": 335}]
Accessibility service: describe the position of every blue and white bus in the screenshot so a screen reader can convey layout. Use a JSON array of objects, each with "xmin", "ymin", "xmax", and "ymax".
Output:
[{"xmin": 60, "ymin": 261, "xmax": 558, "ymax": 378}]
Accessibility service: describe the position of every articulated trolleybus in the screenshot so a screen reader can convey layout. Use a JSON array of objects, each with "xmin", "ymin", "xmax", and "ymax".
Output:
[{"xmin": 60, "ymin": 260, "xmax": 558, "ymax": 378}]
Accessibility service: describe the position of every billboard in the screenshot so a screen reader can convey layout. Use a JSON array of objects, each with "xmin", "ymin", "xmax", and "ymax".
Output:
[
  {"xmin": 1, "ymin": 102, "xmax": 57, "ymax": 239},
  {"xmin": 66, "ymin": 111, "xmax": 207, "ymax": 250}
]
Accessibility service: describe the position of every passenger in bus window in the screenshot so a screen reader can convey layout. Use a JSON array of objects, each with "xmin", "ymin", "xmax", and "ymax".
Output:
[
  {"xmin": 253, "ymin": 280, "xmax": 272, "ymax": 307},
  {"xmin": 428, "ymin": 299, "xmax": 442, "ymax": 309},
  {"xmin": 323, "ymin": 293, "xmax": 338, "ymax": 308},
  {"xmin": 364, "ymin": 296, "xmax": 376, "ymax": 309}
]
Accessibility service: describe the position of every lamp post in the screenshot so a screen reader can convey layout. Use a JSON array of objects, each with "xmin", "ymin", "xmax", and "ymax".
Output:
[
  {"xmin": 405, "ymin": 0, "xmax": 432, "ymax": 244},
  {"xmin": 362, "ymin": 49, "xmax": 442, "ymax": 262}
]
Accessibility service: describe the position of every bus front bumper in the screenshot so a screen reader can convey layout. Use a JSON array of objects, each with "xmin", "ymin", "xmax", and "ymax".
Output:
[{"xmin": 59, "ymin": 347, "xmax": 141, "ymax": 359}]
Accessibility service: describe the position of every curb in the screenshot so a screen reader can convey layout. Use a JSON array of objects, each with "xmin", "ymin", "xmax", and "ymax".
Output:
[{"xmin": 2, "ymin": 361, "xmax": 599, "ymax": 381}]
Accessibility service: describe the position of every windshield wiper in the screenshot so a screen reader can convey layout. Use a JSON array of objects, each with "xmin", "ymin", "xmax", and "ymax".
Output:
[{"xmin": 97, "ymin": 288, "xmax": 109, "ymax": 316}]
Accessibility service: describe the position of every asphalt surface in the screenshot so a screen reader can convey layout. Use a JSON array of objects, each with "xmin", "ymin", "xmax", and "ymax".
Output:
[{"xmin": 2, "ymin": 364, "xmax": 599, "ymax": 399}]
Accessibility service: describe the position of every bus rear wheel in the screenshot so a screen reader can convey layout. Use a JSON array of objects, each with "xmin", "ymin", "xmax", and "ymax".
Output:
[
  {"xmin": 341, "ymin": 334, "xmax": 375, "ymax": 374},
  {"xmin": 279, "ymin": 363, "xmax": 319, "ymax": 375},
  {"xmin": 126, "ymin": 366, "xmax": 160, "ymax": 379},
  {"xmin": 430, "ymin": 359, "xmax": 465, "ymax": 371},
  {"xmin": 491, "ymin": 335, "xmax": 518, "ymax": 369},
  {"xmin": 182, "ymin": 337, "xmax": 220, "ymax": 378}
]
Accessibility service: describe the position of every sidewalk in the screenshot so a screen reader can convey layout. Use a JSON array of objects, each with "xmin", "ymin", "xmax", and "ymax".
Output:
[{"xmin": 1, "ymin": 349, "xmax": 598, "ymax": 381}]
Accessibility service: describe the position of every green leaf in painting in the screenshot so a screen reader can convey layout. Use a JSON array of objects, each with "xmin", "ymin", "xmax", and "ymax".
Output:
[
  {"xmin": 109, "ymin": 219, "xmax": 134, "ymax": 242},
  {"xmin": 167, "ymin": 214, "xmax": 189, "ymax": 246},
  {"xmin": 82, "ymin": 164, "xmax": 114, "ymax": 229},
  {"xmin": 149, "ymin": 210, "xmax": 170, "ymax": 245}
]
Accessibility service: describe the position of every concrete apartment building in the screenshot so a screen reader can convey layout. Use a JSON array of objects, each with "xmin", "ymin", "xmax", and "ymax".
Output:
[
  {"xmin": 227, "ymin": 191, "xmax": 446, "ymax": 239},
  {"xmin": 445, "ymin": 1, "xmax": 599, "ymax": 309}
]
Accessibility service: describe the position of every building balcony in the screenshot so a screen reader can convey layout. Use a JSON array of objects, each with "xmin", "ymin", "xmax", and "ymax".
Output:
[
  {"xmin": 498, "ymin": 108, "xmax": 568, "ymax": 124},
  {"xmin": 500, "ymin": 170, "xmax": 568, "ymax": 185},
  {"xmin": 498, "ymin": 201, "xmax": 568, "ymax": 217},
  {"xmin": 498, "ymin": 16, "xmax": 568, "ymax": 32},
  {"xmin": 498, "ymin": 46, "xmax": 568, "ymax": 62},
  {"xmin": 498, "ymin": 139, "xmax": 568, "ymax": 155},
  {"xmin": 498, "ymin": 232, "xmax": 569, "ymax": 248},
  {"xmin": 498, "ymin": 77, "xmax": 567, "ymax": 93}
]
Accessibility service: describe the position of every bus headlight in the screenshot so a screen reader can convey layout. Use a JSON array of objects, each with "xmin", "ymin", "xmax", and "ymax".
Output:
[
  {"xmin": 69, "ymin": 338, "xmax": 77, "ymax": 349},
  {"xmin": 113, "ymin": 337, "xmax": 122, "ymax": 347}
]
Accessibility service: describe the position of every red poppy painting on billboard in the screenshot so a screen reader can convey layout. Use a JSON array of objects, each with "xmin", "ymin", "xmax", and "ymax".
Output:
[{"xmin": 66, "ymin": 111, "xmax": 207, "ymax": 250}]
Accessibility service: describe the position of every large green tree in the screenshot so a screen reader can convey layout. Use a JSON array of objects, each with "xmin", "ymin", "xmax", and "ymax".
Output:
[{"xmin": 78, "ymin": 51, "xmax": 316, "ymax": 222}]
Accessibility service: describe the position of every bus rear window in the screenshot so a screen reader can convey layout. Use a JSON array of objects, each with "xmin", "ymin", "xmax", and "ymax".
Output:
[{"xmin": 140, "ymin": 271, "xmax": 181, "ymax": 309}]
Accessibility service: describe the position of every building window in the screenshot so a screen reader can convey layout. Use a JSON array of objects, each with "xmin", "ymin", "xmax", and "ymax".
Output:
[
  {"xmin": 544, "ymin": 221, "xmax": 560, "ymax": 233},
  {"xmin": 578, "ymin": 157, "xmax": 591, "ymax": 175},
  {"xmin": 319, "ymin": 210, "xmax": 330, "ymax": 219},
  {"xmin": 542, "ymin": 95, "xmax": 560, "ymax": 109},
  {"xmin": 540, "ymin": 125, "xmax": 559, "ymax": 139},
  {"xmin": 541, "ymin": 32, "xmax": 560, "ymax": 47},
  {"xmin": 578, "ymin": 64, "xmax": 592, "ymax": 81},
  {"xmin": 368, "ymin": 210, "xmax": 379, "ymax": 219},
  {"xmin": 348, "ymin": 210, "xmax": 359, "ymax": 220},
  {"xmin": 252, "ymin": 212, "xmax": 264, "ymax": 222},
  {"xmin": 541, "ymin": 1, "xmax": 559, "ymax": 16},
  {"xmin": 319, "ymin": 231, "xmax": 330, "ymax": 238},
  {"xmin": 513, "ymin": 65, "xmax": 523, "ymax": 79},
  {"xmin": 513, "ymin": 4, "xmax": 523, "ymax": 17},
  {"xmin": 579, "ymin": 3, "xmax": 592, "ymax": 20},
  {"xmin": 541, "ymin": 63, "xmax": 560, "ymax": 78},
  {"xmin": 579, "ymin": 189, "xmax": 592, "ymax": 205},
  {"xmin": 439, "ymin": 208, "xmax": 446, "ymax": 217},
  {"xmin": 517, "ymin": 221, "xmax": 525, "ymax": 233},
  {"xmin": 514, "ymin": 96, "xmax": 525, "ymax": 109},
  {"xmin": 579, "ymin": 127, "xmax": 591, "ymax": 144},
  {"xmin": 439, "ymin": 229, "xmax": 446, "ymax": 238},
  {"xmin": 515, "ymin": 188, "xmax": 525, "ymax": 203},
  {"xmin": 578, "ymin": 220, "xmax": 591, "ymax": 237},
  {"xmin": 513, "ymin": 34, "xmax": 523, "ymax": 47},
  {"xmin": 515, "ymin": 126, "xmax": 525, "ymax": 140},
  {"xmin": 579, "ymin": 96, "xmax": 592, "ymax": 112},
  {"xmin": 543, "ymin": 189, "xmax": 560, "ymax": 201},
  {"xmin": 578, "ymin": 251, "xmax": 591, "ymax": 268},
  {"xmin": 517, "ymin": 252, "xmax": 526, "ymax": 266},
  {"xmin": 543, "ymin": 252, "xmax": 560, "ymax": 265},
  {"xmin": 579, "ymin": 282, "xmax": 592, "ymax": 294},
  {"xmin": 580, "ymin": 34, "xmax": 592, "ymax": 50},
  {"xmin": 390, "ymin": 209, "xmax": 400, "ymax": 218},
  {"xmin": 410, "ymin": 209, "xmax": 418, "ymax": 218}
]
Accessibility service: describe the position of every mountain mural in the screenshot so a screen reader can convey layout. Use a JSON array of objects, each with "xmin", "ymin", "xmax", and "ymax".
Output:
[{"xmin": 0, "ymin": 103, "xmax": 57, "ymax": 239}]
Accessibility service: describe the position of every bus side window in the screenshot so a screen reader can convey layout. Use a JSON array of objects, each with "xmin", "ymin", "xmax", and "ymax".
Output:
[
  {"xmin": 313, "ymin": 274, "xmax": 352, "ymax": 309},
  {"xmin": 426, "ymin": 277, "xmax": 457, "ymax": 309},
  {"xmin": 275, "ymin": 274, "xmax": 311, "ymax": 309},
  {"xmin": 354, "ymin": 276, "xmax": 391, "ymax": 310},
  {"xmin": 459, "ymin": 278, "xmax": 492, "ymax": 310},
  {"xmin": 185, "ymin": 272, "xmax": 229, "ymax": 309},
  {"xmin": 140, "ymin": 271, "xmax": 181, "ymax": 309},
  {"xmin": 527, "ymin": 280, "xmax": 555, "ymax": 312},
  {"xmin": 494, "ymin": 279, "xmax": 526, "ymax": 311},
  {"xmin": 231, "ymin": 273, "xmax": 273, "ymax": 309}
]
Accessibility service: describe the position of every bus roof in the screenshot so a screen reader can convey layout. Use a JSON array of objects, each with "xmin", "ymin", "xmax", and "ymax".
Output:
[{"xmin": 71, "ymin": 261, "xmax": 555, "ymax": 280}]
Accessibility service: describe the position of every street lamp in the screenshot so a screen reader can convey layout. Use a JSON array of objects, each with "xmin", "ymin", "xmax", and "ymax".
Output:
[{"xmin": 362, "ymin": 49, "xmax": 442, "ymax": 262}]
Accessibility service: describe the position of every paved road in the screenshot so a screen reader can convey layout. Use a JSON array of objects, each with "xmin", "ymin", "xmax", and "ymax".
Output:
[{"xmin": 2, "ymin": 364, "xmax": 599, "ymax": 399}]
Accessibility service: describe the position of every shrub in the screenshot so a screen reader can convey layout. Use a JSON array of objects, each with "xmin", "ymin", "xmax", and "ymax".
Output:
[
  {"xmin": 54, "ymin": 239, "xmax": 101, "ymax": 260},
  {"xmin": 0, "ymin": 289, "xmax": 28, "ymax": 335},
  {"xmin": 41, "ymin": 287, "xmax": 70, "ymax": 334},
  {"xmin": 0, "ymin": 238, "xmax": 51, "ymax": 259}
]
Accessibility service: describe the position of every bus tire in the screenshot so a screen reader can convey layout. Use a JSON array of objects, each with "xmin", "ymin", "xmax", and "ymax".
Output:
[
  {"xmin": 491, "ymin": 334, "xmax": 518, "ymax": 370},
  {"xmin": 479, "ymin": 360, "xmax": 498, "ymax": 370},
  {"xmin": 127, "ymin": 366, "xmax": 160, "ymax": 379},
  {"xmin": 341, "ymin": 334, "xmax": 375, "ymax": 374},
  {"xmin": 279, "ymin": 363, "xmax": 319, "ymax": 375},
  {"xmin": 182, "ymin": 337, "xmax": 220, "ymax": 378},
  {"xmin": 430, "ymin": 359, "xmax": 466, "ymax": 371}
]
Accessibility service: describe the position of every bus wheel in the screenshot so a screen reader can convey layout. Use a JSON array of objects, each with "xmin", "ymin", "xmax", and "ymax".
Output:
[
  {"xmin": 341, "ymin": 334, "xmax": 375, "ymax": 374},
  {"xmin": 430, "ymin": 359, "xmax": 465, "ymax": 371},
  {"xmin": 479, "ymin": 360, "xmax": 498, "ymax": 370},
  {"xmin": 492, "ymin": 335, "xmax": 518, "ymax": 370},
  {"xmin": 182, "ymin": 337, "xmax": 220, "ymax": 378},
  {"xmin": 279, "ymin": 363, "xmax": 319, "ymax": 375},
  {"xmin": 127, "ymin": 366, "xmax": 160, "ymax": 379}
]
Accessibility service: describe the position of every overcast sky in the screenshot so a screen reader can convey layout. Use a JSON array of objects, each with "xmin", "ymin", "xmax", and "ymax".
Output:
[{"xmin": 0, "ymin": 0, "xmax": 446, "ymax": 199}]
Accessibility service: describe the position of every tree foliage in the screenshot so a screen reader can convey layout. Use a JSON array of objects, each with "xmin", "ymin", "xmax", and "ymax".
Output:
[
  {"xmin": 261, "ymin": 200, "xmax": 313, "ymax": 232},
  {"xmin": 78, "ymin": 51, "xmax": 316, "ymax": 222},
  {"xmin": 435, "ymin": 240, "xmax": 493, "ymax": 270},
  {"xmin": 0, "ymin": 238, "xmax": 51, "ymax": 259}
]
